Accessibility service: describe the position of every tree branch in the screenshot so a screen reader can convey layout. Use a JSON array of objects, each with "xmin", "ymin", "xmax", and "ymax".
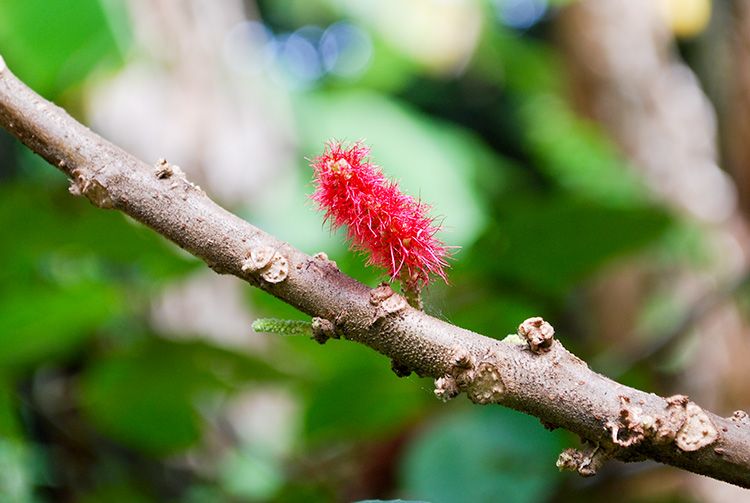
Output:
[{"xmin": 0, "ymin": 55, "xmax": 748, "ymax": 488}]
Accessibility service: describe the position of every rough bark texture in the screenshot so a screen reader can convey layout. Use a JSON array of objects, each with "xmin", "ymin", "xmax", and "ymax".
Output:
[{"xmin": 0, "ymin": 55, "xmax": 748, "ymax": 487}]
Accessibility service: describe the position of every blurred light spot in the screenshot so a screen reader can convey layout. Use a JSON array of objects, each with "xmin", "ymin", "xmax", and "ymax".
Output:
[
  {"xmin": 494, "ymin": 0, "xmax": 548, "ymax": 30},
  {"xmin": 273, "ymin": 26, "xmax": 324, "ymax": 89},
  {"xmin": 659, "ymin": 0, "xmax": 711, "ymax": 39},
  {"xmin": 319, "ymin": 22, "xmax": 373, "ymax": 78},
  {"xmin": 341, "ymin": 0, "xmax": 481, "ymax": 75},
  {"xmin": 223, "ymin": 21, "xmax": 273, "ymax": 76}
]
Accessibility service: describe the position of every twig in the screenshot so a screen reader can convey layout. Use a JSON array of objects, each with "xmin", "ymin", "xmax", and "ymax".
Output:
[{"xmin": 0, "ymin": 56, "xmax": 748, "ymax": 487}]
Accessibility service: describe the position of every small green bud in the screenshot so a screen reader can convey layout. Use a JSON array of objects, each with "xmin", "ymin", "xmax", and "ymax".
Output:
[{"xmin": 252, "ymin": 318, "xmax": 311, "ymax": 336}]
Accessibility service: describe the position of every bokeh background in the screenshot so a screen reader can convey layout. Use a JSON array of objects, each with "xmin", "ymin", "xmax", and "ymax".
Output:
[{"xmin": 1, "ymin": 0, "xmax": 749, "ymax": 501}]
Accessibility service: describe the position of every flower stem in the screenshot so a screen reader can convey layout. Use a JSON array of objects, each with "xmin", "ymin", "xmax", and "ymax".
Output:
[{"xmin": 403, "ymin": 286, "xmax": 423, "ymax": 311}]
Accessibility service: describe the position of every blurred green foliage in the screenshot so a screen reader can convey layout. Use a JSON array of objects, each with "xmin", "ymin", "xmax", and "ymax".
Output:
[
  {"xmin": 473, "ymin": 196, "xmax": 670, "ymax": 294},
  {"xmin": 80, "ymin": 338, "xmax": 288, "ymax": 454},
  {"xmin": 0, "ymin": 0, "xmax": 694, "ymax": 501},
  {"xmin": 401, "ymin": 407, "xmax": 565, "ymax": 503},
  {"xmin": 301, "ymin": 344, "xmax": 429, "ymax": 443},
  {"xmin": 0, "ymin": 0, "xmax": 128, "ymax": 98}
]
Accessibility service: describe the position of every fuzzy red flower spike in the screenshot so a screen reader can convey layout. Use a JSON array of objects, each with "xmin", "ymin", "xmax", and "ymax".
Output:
[{"xmin": 310, "ymin": 140, "xmax": 451, "ymax": 307}]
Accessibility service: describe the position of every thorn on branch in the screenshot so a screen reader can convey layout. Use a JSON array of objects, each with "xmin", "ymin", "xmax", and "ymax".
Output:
[{"xmin": 517, "ymin": 317, "xmax": 555, "ymax": 354}]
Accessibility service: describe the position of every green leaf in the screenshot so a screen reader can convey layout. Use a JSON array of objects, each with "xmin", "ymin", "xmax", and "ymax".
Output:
[
  {"xmin": 80, "ymin": 339, "xmax": 287, "ymax": 455},
  {"xmin": 0, "ymin": 182, "xmax": 198, "ymax": 372},
  {"xmin": 401, "ymin": 407, "xmax": 565, "ymax": 503},
  {"xmin": 475, "ymin": 25, "xmax": 561, "ymax": 96},
  {"xmin": 0, "ymin": 182, "xmax": 198, "ymax": 286},
  {"xmin": 0, "ymin": 0, "xmax": 129, "ymax": 97},
  {"xmin": 353, "ymin": 35, "xmax": 419, "ymax": 92},
  {"xmin": 302, "ymin": 341, "xmax": 430, "ymax": 442},
  {"xmin": 521, "ymin": 95, "xmax": 648, "ymax": 206},
  {"xmin": 474, "ymin": 195, "xmax": 672, "ymax": 293},
  {"xmin": 0, "ymin": 281, "xmax": 123, "ymax": 370},
  {"xmin": 0, "ymin": 380, "xmax": 20, "ymax": 438},
  {"xmin": 81, "ymin": 348, "xmax": 203, "ymax": 454}
]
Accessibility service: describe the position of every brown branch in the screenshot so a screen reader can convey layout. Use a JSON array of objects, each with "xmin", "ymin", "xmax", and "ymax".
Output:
[{"xmin": 0, "ymin": 55, "xmax": 748, "ymax": 488}]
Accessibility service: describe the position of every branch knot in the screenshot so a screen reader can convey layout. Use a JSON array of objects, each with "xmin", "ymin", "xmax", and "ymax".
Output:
[
  {"xmin": 517, "ymin": 317, "xmax": 554, "ymax": 353},
  {"xmin": 68, "ymin": 171, "xmax": 114, "ymax": 209},
  {"xmin": 369, "ymin": 284, "xmax": 408, "ymax": 321},
  {"xmin": 311, "ymin": 317, "xmax": 337, "ymax": 344},
  {"xmin": 605, "ymin": 395, "xmax": 718, "ymax": 452},
  {"xmin": 433, "ymin": 349, "xmax": 504, "ymax": 404},
  {"xmin": 557, "ymin": 444, "xmax": 610, "ymax": 477},
  {"xmin": 242, "ymin": 245, "xmax": 289, "ymax": 284}
]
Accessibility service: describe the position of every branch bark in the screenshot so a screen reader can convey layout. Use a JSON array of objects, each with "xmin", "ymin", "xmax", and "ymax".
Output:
[{"xmin": 0, "ymin": 55, "xmax": 748, "ymax": 487}]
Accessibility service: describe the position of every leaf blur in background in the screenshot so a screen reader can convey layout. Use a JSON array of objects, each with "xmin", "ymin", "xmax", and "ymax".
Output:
[{"xmin": 1, "ymin": 0, "xmax": 748, "ymax": 502}]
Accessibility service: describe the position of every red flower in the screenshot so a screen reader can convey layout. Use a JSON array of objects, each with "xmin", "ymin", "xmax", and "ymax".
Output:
[{"xmin": 310, "ymin": 140, "xmax": 450, "ymax": 288}]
